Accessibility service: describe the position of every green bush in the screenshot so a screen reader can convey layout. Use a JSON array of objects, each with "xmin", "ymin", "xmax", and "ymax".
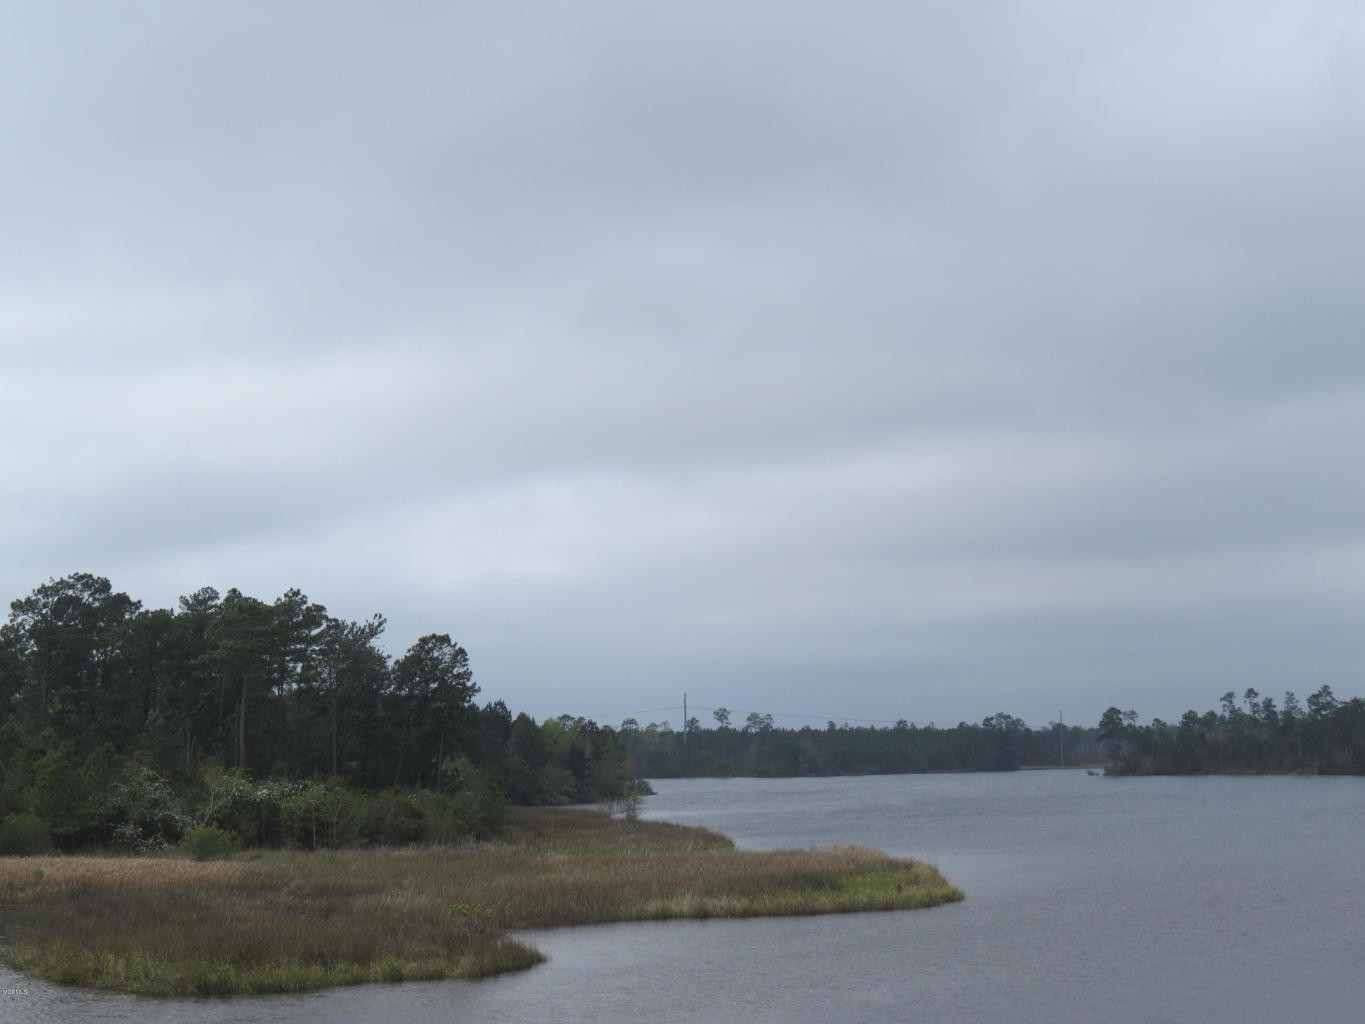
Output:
[
  {"xmin": 0, "ymin": 813, "xmax": 53, "ymax": 855},
  {"xmin": 279, "ymin": 782, "xmax": 363, "ymax": 850},
  {"xmin": 180, "ymin": 825, "xmax": 241, "ymax": 861},
  {"xmin": 406, "ymin": 789, "xmax": 466, "ymax": 844},
  {"xmin": 358, "ymin": 793, "xmax": 426, "ymax": 846},
  {"xmin": 194, "ymin": 767, "xmax": 290, "ymax": 847},
  {"xmin": 106, "ymin": 766, "xmax": 190, "ymax": 849},
  {"xmin": 441, "ymin": 760, "xmax": 509, "ymax": 839}
]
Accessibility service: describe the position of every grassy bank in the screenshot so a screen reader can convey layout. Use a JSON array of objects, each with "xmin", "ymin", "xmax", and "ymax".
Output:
[{"xmin": 0, "ymin": 807, "xmax": 963, "ymax": 997}]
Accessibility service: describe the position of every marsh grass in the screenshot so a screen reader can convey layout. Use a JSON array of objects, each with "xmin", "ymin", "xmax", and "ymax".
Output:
[{"xmin": 0, "ymin": 807, "xmax": 962, "ymax": 997}]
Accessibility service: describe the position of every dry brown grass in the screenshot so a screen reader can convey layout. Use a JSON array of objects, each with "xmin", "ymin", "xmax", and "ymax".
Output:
[{"xmin": 0, "ymin": 807, "xmax": 962, "ymax": 997}]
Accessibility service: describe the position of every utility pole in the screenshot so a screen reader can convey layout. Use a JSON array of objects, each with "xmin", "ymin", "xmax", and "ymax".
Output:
[
  {"xmin": 680, "ymin": 692, "xmax": 688, "ymax": 777},
  {"xmin": 1059, "ymin": 710, "xmax": 1065, "ymax": 768}
]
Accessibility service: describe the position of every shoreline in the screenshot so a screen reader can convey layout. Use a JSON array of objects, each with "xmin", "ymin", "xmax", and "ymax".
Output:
[{"xmin": 0, "ymin": 806, "xmax": 963, "ymax": 998}]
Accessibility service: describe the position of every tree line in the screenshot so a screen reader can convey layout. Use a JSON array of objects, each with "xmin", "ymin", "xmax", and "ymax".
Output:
[
  {"xmin": 1098, "ymin": 686, "xmax": 1365, "ymax": 774},
  {"xmin": 618, "ymin": 708, "xmax": 1104, "ymax": 777},
  {"xmin": 0, "ymin": 574, "xmax": 632, "ymax": 854}
]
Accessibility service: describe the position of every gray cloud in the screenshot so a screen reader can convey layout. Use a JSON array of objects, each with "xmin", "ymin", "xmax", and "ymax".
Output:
[{"xmin": 5, "ymin": 1, "xmax": 1365, "ymax": 730}]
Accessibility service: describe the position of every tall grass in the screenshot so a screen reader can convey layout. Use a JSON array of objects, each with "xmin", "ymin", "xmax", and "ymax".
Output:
[{"xmin": 0, "ymin": 807, "xmax": 962, "ymax": 996}]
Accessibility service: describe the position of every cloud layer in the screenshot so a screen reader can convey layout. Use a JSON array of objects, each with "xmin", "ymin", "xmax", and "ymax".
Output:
[{"xmin": 5, "ymin": 2, "xmax": 1365, "ymax": 728}]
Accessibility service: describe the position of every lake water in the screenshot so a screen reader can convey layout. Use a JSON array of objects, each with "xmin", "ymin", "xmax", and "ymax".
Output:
[{"xmin": 4, "ymin": 770, "xmax": 1365, "ymax": 1023}]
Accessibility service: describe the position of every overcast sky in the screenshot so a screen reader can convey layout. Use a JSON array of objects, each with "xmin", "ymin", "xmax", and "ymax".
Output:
[{"xmin": 4, "ymin": 2, "xmax": 1364, "ymax": 731}]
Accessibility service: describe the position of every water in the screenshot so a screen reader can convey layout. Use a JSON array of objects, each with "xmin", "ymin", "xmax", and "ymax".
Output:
[{"xmin": 4, "ymin": 771, "xmax": 1364, "ymax": 1022}]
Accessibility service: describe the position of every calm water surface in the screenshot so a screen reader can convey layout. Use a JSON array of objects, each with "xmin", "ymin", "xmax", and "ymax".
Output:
[{"xmin": 4, "ymin": 771, "xmax": 1364, "ymax": 1023}]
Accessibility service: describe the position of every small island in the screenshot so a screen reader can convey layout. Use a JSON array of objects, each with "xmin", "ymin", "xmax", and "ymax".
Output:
[{"xmin": 0, "ymin": 807, "xmax": 962, "ymax": 997}]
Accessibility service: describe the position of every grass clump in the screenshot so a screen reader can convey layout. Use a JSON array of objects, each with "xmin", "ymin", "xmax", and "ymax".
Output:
[{"xmin": 0, "ymin": 807, "xmax": 961, "ymax": 997}]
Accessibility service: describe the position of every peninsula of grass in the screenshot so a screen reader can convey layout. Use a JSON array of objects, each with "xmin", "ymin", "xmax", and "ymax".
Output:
[{"xmin": 0, "ymin": 807, "xmax": 963, "ymax": 997}]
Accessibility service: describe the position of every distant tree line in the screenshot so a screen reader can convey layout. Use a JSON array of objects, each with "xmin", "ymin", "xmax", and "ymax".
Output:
[
  {"xmin": 618, "ymin": 707, "xmax": 1104, "ymax": 777},
  {"xmin": 1098, "ymin": 687, "xmax": 1365, "ymax": 774},
  {"xmin": 0, "ymin": 574, "xmax": 632, "ymax": 854}
]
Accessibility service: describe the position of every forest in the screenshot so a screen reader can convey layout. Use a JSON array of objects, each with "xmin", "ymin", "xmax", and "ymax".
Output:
[
  {"xmin": 1097, "ymin": 686, "xmax": 1365, "ymax": 774},
  {"xmin": 0, "ymin": 574, "xmax": 632, "ymax": 854}
]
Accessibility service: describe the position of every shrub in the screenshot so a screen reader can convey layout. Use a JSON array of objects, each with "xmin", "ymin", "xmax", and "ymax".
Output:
[
  {"xmin": 279, "ymin": 782, "xmax": 363, "ymax": 850},
  {"xmin": 598, "ymin": 789, "xmax": 643, "ymax": 822},
  {"xmin": 105, "ymin": 766, "xmax": 190, "ymax": 849},
  {"xmin": 437, "ymin": 759, "xmax": 508, "ymax": 839},
  {"xmin": 0, "ymin": 813, "xmax": 53, "ymax": 855},
  {"xmin": 195, "ymin": 767, "xmax": 296, "ymax": 847},
  {"xmin": 359, "ymin": 793, "xmax": 426, "ymax": 846},
  {"xmin": 110, "ymin": 821, "xmax": 168, "ymax": 855},
  {"xmin": 404, "ymin": 789, "xmax": 465, "ymax": 845},
  {"xmin": 180, "ymin": 825, "xmax": 240, "ymax": 861}
]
